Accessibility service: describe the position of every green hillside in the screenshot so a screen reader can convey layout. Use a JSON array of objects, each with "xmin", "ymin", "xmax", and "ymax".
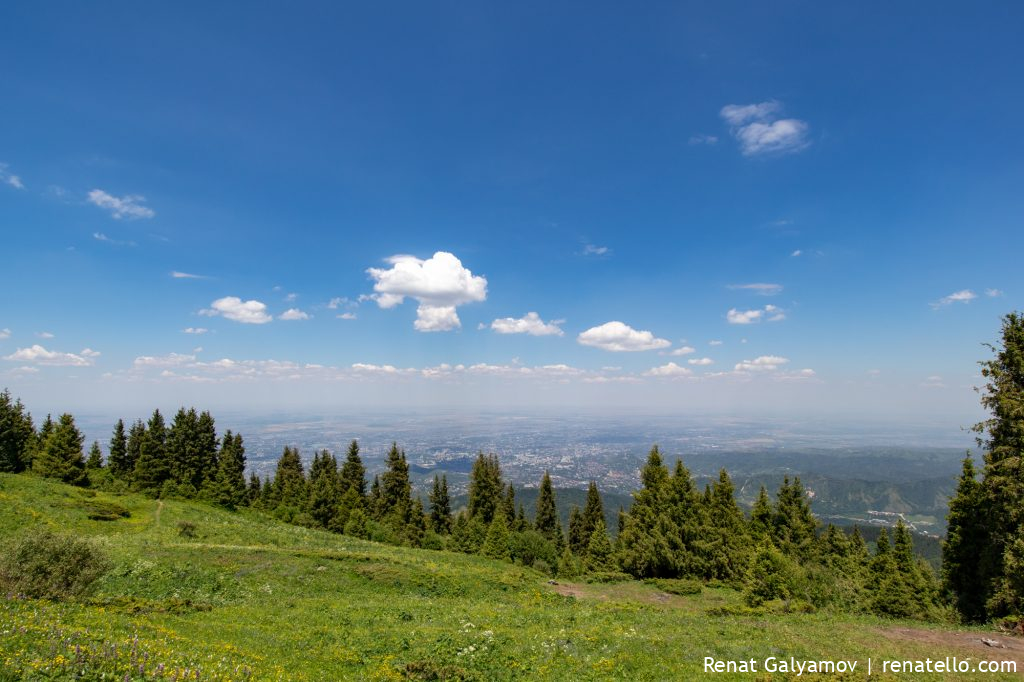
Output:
[{"xmin": 1, "ymin": 473, "xmax": 1020, "ymax": 680}]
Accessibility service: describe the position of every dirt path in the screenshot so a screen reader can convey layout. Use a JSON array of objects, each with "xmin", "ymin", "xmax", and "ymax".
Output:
[{"xmin": 879, "ymin": 626, "xmax": 1024, "ymax": 669}]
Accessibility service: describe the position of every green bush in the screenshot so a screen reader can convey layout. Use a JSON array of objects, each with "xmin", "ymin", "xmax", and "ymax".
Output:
[
  {"xmin": 644, "ymin": 578, "xmax": 703, "ymax": 596},
  {"xmin": 583, "ymin": 571, "xmax": 633, "ymax": 584},
  {"xmin": 177, "ymin": 521, "xmax": 198, "ymax": 539},
  {"xmin": 0, "ymin": 530, "xmax": 109, "ymax": 600},
  {"xmin": 82, "ymin": 499, "xmax": 131, "ymax": 521}
]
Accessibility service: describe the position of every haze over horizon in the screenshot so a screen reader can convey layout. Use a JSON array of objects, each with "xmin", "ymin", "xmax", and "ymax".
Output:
[{"xmin": 2, "ymin": 3, "xmax": 1021, "ymax": 422}]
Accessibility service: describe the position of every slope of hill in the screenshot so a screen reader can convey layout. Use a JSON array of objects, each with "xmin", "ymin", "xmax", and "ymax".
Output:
[{"xmin": 0, "ymin": 473, "xmax": 1019, "ymax": 680}]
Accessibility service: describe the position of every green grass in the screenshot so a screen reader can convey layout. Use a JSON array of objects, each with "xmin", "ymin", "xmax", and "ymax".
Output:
[{"xmin": 0, "ymin": 473, "xmax": 1018, "ymax": 680}]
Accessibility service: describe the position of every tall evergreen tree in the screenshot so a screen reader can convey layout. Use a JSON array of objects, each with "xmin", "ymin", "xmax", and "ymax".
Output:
[
  {"xmin": 307, "ymin": 450, "xmax": 340, "ymax": 527},
  {"xmin": 580, "ymin": 481, "xmax": 605, "ymax": 545},
  {"xmin": 942, "ymin": 456, "xmax": 987, "ymax": 621},
  {"xmin": 618, "ymin": 445, "xmax": 676, "ymax": 578},
  {"xmin": 380, "ymin": 442, "xmax": 412, "ymax": 522},
  {"xmin": 502, "ymin": 483, "xmax": 517, "ymax": 524},
  {"xmin": 467, "ymin": 453, "xmax": 503, "ymax": 525},
  {"xmin": 429, "ymin": 474, "xmax": 452, "ymax": 534},
  {"xmin": 749, "ymin": 486, "xmax": 774, "ymax": 540},
  {"xmin": 196, "ymin": 410, "xmax": 219, "ymax": 485},
  {"xmin": 699, "ymin": 469, "xmax": 751, "ymax": 581},
  {"xmin": 339, "ymin": 439, "xmax": 366, "ymax": 497},
  {"xmin": 480, "ymin": 512, "xmax": 512, "ymax": 560},
  {"xmin": 773, "ymin": 476, "xmax": 817, "ymax": 557},
  {"xmin": 33, "ymin": 413, "xmax": 87, "ymax": 486},
  {"xmin": 107, "ymin": 419, "xmax": 129, "ymax": 477},
  {"xmin": 125, "ymin": 419, "xmax": 146, "ymax": 480},
  {"xmin": 133, "ymin": 410, "xmax": 171, "ymax": 495},
  {"xmin": 534, "ymin": 471, "xmax": 563, "ymax": 548},
  {"xmin": 567, "ymin": 506, "xmax": 586, "ymax": 555},
  {"xmin": 167, "ymin": 407, "xmax": 203, "ymax": 492},
  {"xmin": 585, "ymin": 518, "xmax": 615, "ymax": 572},
  {"xmin": 273, "ymin": 446, "xmax": 307, "ymax": 509},
  {"xmin": 210, "ymin": 431, "xmax": 247, "ymax": 509},
  {"xmin": 0, "ymin": 389, "xmax": 34, "ymax": 473}
]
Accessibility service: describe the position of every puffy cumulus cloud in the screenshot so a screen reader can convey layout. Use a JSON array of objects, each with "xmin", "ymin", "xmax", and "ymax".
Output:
[
  {"xmin": 643, "ymin": 362, "xmax": 693, "ymax": 378},
  {"xmin": 688, "ymin": 357, "xmax": 714, "ymax": 366},
  {"xmin": 3, "ymin": 344, "xmax": 99, "ymax": 366},
  {"xmin": 932, "ymin": 289, "xmax": 977, "ymax": 308},
  {"xmin": 366, "ymin": 252, "xmax": 487, "ymax": 332},
  {"xmin": 279, "ymin": 308, "xmax": 311, "ymax": 321},
  {"xmin": 577, "ymin": 321, "xmax": 671, "ymax": 352},
  {"xmin": 133, "ymin": 353, "xmax": 196, "ymax": 368},
  {"xmin": 727, "ymin": 304, "xmax": 785, "ymax": 324},
  {"xmin": 490, "ymin": 312, "xmax": 564, "ymax": 337},
  {"xmin": 87, "ymin": 189, "xmax": 155, "ymax": 220},
  {"xmin": 200, "ymin": 296, "xmax": 273, "ymax": 324},
  {"xmin": 734, "ymin": 355, "xmax": 789, "ymax": 372},
  {"xmin": 720, "ymin": 101, "xmax": 810, "ymax": 156},
  {"xmin": 337, "ymin": 312, "xmax": 357, "ymax": 320},
  {"xmin": 667, "ymin": 346, "xmax": 696, "ymax": 356},
  {"xmin": 728, "ymin": 283, "xmax": 783, "ymax": 296},
  {"xmin": 36, "ymin": 332, "xmax": 54, "ymax": 339}
]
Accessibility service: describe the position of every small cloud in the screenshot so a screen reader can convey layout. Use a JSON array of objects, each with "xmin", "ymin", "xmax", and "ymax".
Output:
[
  {"xmin": 182, "ymin": 327, "xmax": 208, "ymax": 335},
  {"xmin": 932, "ymin": 289, "xmax": 977, "ymax": 308},
  {"xmin": 0, "ymin": 328, "xmax": 11, "ymax": 340},
  {"xmin": 667, "ymin": 346, "xmax": 696, "ymax": 356},
  {"xmin": 0, "ymin": 163, "xmax": 25, "ymax": 190},
  {"xmin": 35, "ymin": 332, "xmax": 54, "ymax": 339},
  {"xmin": 709, "ymin": 339, "xmax": 723, "ymax": 346},
  {"xmin": 491, "ymin": 312, "xmax": 564, "ymax": 337},
  {"xmin": 727, "ymin": 304, "xmax": 786, "ymax": 324},
  {"xmin": 688, "ymin": 357, "xmax": 714, "ymax": 366},
  {"xmin": 337, "ymin": 312, "xmax": 357, "ymax": 320},
  {"xmin": 327, "ymin": 297, "xmax": 357, "ymax": 310},
  {"xmin": 728, "ymin": 283, "xmax": 783, "ymax": 296},
  {"xmin": 986, "ymin": 288, "xmax": 1004, "ymax": 298},
  {"xmin": 582, "ymin": 244, "xmax": 611, "ymax": 256},
  {"xmin": 791, "ymin": 249, "xmax": 802, "ymax": 257},
  {"xmin": 3, "ymin": 344, "xmax": 99, "ymax": 367},
  {"xmin": 284, "ymin": 293, "xmax": 298, "ymax": 302},
  {"xmin": 720, "ymin": 101, "xmax": 810, "ymax": 156},
  {"xmin": 643, "ymin": 362, "xmax": 693, "ymax": 378},
  {"xmin": 88, "ymin": 189, "xmax": 155, "ymax": 220},
  {"xmin": 171, "ymin": 271, "xmax": 208, "ymax": 280},
  {"xmin": 688, "ymin": 134, "xmax": 718, "ymax": 145},
  {"xmin": 93, "ymin": 232, "xmax": 137, "ymax": 247},
  {"xmin": 200, "ymin": 296, "xmax": 273, "ymax": 324},
  {"xmin": 735, "ymin": 355, "xmax": 789, "ymax": 372},
  {"xmin": 577, "ymin": 321, "xmax": 671, "ymax": 352},
  {"xmin": 279, "ymin": 308, "xmax": 311, "ymax": 321}
]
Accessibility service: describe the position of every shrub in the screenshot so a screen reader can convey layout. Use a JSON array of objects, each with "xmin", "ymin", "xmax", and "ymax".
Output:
[
  {"xmin": 583, "ymin": 571, "xmax": 633, "ymax": 584},
  {"xmin": 82, "ymin": 499, "xmax": 131, "ymax": 521},
  {"xmin": 177, "ymin": 521, "xmax": 198, "ymax": 539},
  {"xmin": 0, "ymin": 531, "xmax": 109, "ymax": 600},
  {"xmin": 644, "ymin": 578, "xmax": 702, "ymax": 596}
]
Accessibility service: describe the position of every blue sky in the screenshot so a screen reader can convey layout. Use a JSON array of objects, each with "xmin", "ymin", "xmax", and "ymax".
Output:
[{"xmin": 1, "ymin": 1, "xmax": 1021, "ymax": 421}]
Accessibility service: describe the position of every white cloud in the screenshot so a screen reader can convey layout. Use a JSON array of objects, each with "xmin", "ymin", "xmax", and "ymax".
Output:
[
  {"xmin": 490, "ymin": 312, "xmax": 564, "ymax": 337},
  {"xmin": 932, "ymin": 289, "xmax": 977, "ymax": 308},
  {"xmin": 709, "ymin": 339, "xmax": 723, "ymax": 346},
  {"xmin": 337, "ymin": 312, "xmax": 357, "ymax": 320},
  {"xmin": 0, "ymin": 328, "xmax": 10, "ymax": 340},
  {"xmin": 366, "ymin": 251, "xmax": 487, "ymax": 332},
  {"xmin": 688, "ymin": 134, "xmax": 718, "ymax": 145},
  {"xmin": 643, "ymin": 362, "xmax": 693, "ymax": 378},
  {"xmin": 87, "ymin": 189, "xmax": 155, "ymax": 220},
  {"xmin": 3, "ymin": 344, "xmax": 99, "ymax": 366},
  {"xmin": 735, "ymin": 355, "xmax": 789, "ymax": 372},
  {"xmin": 200, "ymin": 296, "xmax": 273, "ymax": 324},
  {"xmin": 668, "ymin": 346, "xmax": 696, "ymax": 356},
  {"xmin": 0, "ymin": 163, "xmax": 24, "ymax": 190},
  {"xmin": 791, "ymin": 250, "xmax": 803, "ymax": 257},
  {"xmin": 720, "ymin": 101, "xmax": 810, "ymax": 156},
  {"xmin": 284, "ymin": 293, "xmax": 298, "ymax": 302},
  {"xmin": 93, "ymin": 232, "xmax": 136, "ymax": 247},
  {"xmin": 728, "ymin": 283, "xmax": 783, "ymax": 296},
  {"xmin": 182, "ymin": 327, "xmax": 208, "ymax": 334},
  {"xmin": 689, "ymin": 357, "xmax": 714, "ymax": 366},
  {"xmin": 922, "ymin": 375, "xmax": 946, "ymax": 388},
  {"xmin": 727, "ymin": 304, "xmax": 786, "ymax": 324},
  {"xmin": 279, "ymin": 308, "xmax": 311, "ymax": 321},
  {"xmin": 986, "ymin": 288, "xmax": 1004, "ymax": 297},
  {"xmin": 36, "ymin": 332, "xmax": 54, "ymax": 339},
  {"xmin": 171, "ymin": 271, "xmax": 208, "ymax": 279},
  {"xmin": 133, "ymin": 353, "xmax": 196, "ymax": 367},
  {"xmin": 577, "ymin": 321, "xmax": 671, "ymax": 352},
  {"xmin": 582, "ymin": 244, "xmax": 610, "ymax": 256}
]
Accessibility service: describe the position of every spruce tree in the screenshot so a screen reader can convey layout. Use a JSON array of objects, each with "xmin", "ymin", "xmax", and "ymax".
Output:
[
  {"xmin": 308, "ymin": 450, "xmax": 340, "ymax": 528},
  {"xmin": 133, "ymin": 418, "xmax": 171, "ymax": 496},
  {"xmin": 700, "ymin": 469, "xmax": 751, "ymax": 581},
  {"xmin": 167, "ymin": 407, "xmax": 203, "ymax": 492},
  {"xmin": 0, "ymin": 389, "xmax": 35, "ymax": 473},
  {"xmin": 773, "ymin": 477, "xmax": 817, "ymax": 557},
  {"xmin": 210, "ymin": 431, "xmax": 247, "ymax": 509},
  {"xmin": 196, "ymin": 410, "xmax": 219, "ymax": 486},
  {"xmin": 467, "ymin": 452, "xmax": 503, "ymax": 525},
  {"xmin": 584, "ymin": 518, "xmax": 615, "ymax": 572},
  {"xmin": 581, "ymin": 481, "xmax": 605, "ymax": 546},
  {"xmin": 86, "ymin": 441, "xmax": 103, "ymax": 469},
  {"xmin": 339, "ymin": 439, "xmax": 366, "ymax": 497},
  {"xmin": 272, "ymin": 446, "xmax": 307, "ymax": 510},
  {"xmin": 567, "ymin": 506, "xmax": 586, "ymax": 555},
  {"xmin": 343, "ymin": 506, "xmax": 370, "ymax": 539},
  {"xmin": 534, "ymin": 471, "xmax": 563, "ymax": 548},
  {"xmin": 125, "ymin": 419, "xmax": 146, "ymax": 480},
  {"xmin": 502, "ymin": 483, "xmax": 516, "ymax": 523},
  {"xmin": 33, "ymin": 413, "xmax": 87, "ymax": 486},
  {"xmin": 429, "ymin": 474, "xmax": 452, "ymax": 534},
  {"xmin": 942, "ymin": 456, "xmax": 987, "ymax": 620},
  {"xmin": 380, "ymin": 442, "xmax": 412, "ymax": 522},
  {"xmin": 247, "ymin": 473, "xmax": 262, "ymax": 506},
  {"xmin": 481, "ymin": 512, "xmax": 512, "ymax": 560},
  {"xmin": 749, "ymin": 486, "xmax": 774, "ymax": 540},
  {"xmin": 617, "ymin": 445, "xmax": 676, "ymax": 578},
  {"xmin": 107, "ymin": 419, "xmax": 129, "ymax": 477}
]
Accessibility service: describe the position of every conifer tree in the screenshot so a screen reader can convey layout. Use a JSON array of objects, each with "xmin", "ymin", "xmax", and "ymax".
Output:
[
  {"xmin": 272, "ymin": 446, "xmax": 306, "ymax": 509},
  {"xmin": 584, "ymin": 518, "xmax": 615, "ymax": 572},
  {"xmin": 407, "ymin": 497, "xmax": 427, "ymax": 547},
  {"xmin": 133, "ymin": 418, "xmax": 171, "ymax": 496},
  {"xmin": 369, "ymin": 475, "xmax": 383, "ymax": 519},
  {"xmin": 339, "ymin": 439, "xmax": 366, "ymax": 497},
  {"xmin": 0, "ymin": 389, "xmax": 35, "ymax": 473},
  {"xmin": 534, "ymin": 471, "xmax": 563, "ymax": 549},
  {"xmin": 308, "ymin": 450, "xmax": 340, "ymax": 528},
  {"xmin": 515, "ymin": 503, "xmax": 529, "ymax": 532},
  {"xmin": 581, "ymin": 481, "xmax": 605, "ymax": 543},
  {"xmin": 33, "ymin": 413, "xmax": 87, "ymax": 486},
  {"xmin": 343, "ymin": 506, "xmax": 370, "ymax": 539},
  {"xmin": 744, "ymin": 542, "xmax": 796, "ymax": 607},
  {"xmin": 567, "ymin": 506, "xmax": 585, "ymax": 555},
  {"xmin": 467, "ymin": 453, "xmax": 503, "ymax": 525},
  {"xmin": 773, "ymin": 476, "xmax": 817, "ymax": 557},
  {"xmin": 196, "ymin": 410, "xmax": 219, "ymax": 485},
  {"xmin": 380, "ymin": 442, "xmax": 412, "ymax": 522},
  {"xmin": 210, "ymin": 431, "xmax": 247, "ymax": 509},
  {"xmin": 107, "ymin": 419, "xmax": 129, "ymax": 477},
  {"xmin": 167, "ymin": 407, "xmax": 203, "ymax": 492},
  {"xmin": 749, "ymin": 486, "xmax": 774, "ymax": 540},
  {"xmin": 86, "ymin": 441, "xmax": 103, "ymax": 469},
  {"xmin": 429, "ymin": 474, "xmax": 452, "ymax": 534},
  {"xmin": 942, "ymin": 456, "xmax": 987, "ymax": 620},
  {"xmin": 502, "ymin": 483, "xmax": 516, "ymax": 523},
  {"xmin": 481, "ymin": 512, "xmax": 512, "ymax": 560},
  {"xmin": 700, "ymin": 469, "xmax": 751, "ymax": 581},
  {"xmin": 125, "ymin": 419, "xmax": 146, "ymax": 479},
  {"xmin": 247, "ymin": 473, "xmax": 262, "ymax": 506},
  {"xmin": 618, "ymin": 446, "xmax": 676, "ymax": 578}
]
